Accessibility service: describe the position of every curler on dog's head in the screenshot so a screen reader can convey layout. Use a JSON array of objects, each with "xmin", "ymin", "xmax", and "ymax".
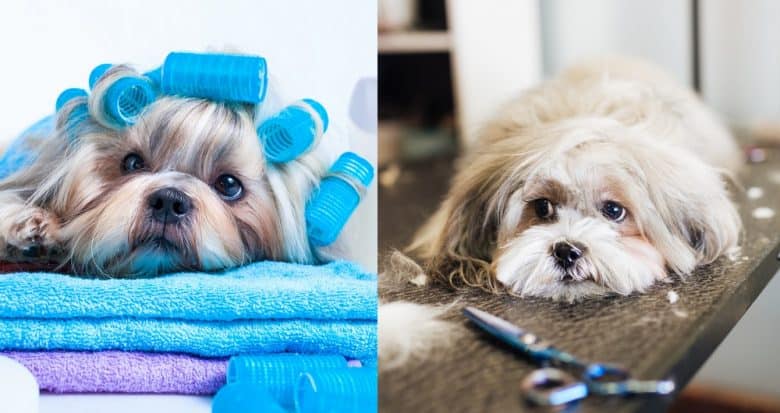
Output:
[
  {"xmin": 55, "ymin": 88, "xmax": 88, "ymax": 112},
  {"xmin": 306, "ymin": 152, "xmax": 374, "ymax": 247},
  {"xmin": 88, "ymin": 64, "xmax": 113, "ymax": 90},
  {"xmin": 88, "ymin": 64, "xmax": 157, "ymax": 129},
  {"xmin": 55, "ymin": 88, "xmax": 90, "ymax": 141},
  {"xmin": 258, "ymin": 99, "xmax": 329, "ymax": 163},
  {"xmin": 148, "ymin": 52, "xmax": 268, "ymax": 104}
]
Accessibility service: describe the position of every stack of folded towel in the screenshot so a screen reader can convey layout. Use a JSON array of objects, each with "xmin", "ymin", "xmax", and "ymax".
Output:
[{"xmin": 0, "ymin": 260, "xmax": 377, "ymax": 395}]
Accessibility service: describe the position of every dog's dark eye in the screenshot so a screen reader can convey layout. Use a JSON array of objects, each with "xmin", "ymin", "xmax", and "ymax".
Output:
[
  {"xmin": 122, "ymin": 153, "xmax": 145, "ymax": 172},
  {"xmin": 601, "ymin": 201, "xmax": 627, "ymax": 222},
  {"xmin": 214, "ymin": 174, "xmax": 243, "ymax": 201},
  {"xmin": 533, "ymin": 198, "xmax": 555, "ymax": 219}
]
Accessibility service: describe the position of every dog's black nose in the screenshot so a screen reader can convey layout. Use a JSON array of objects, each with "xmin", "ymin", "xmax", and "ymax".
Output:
[
  {"xmin": 552, "ymin": 242, "xmax": 583, "ymax": 269},
  {"xmin": 148, "ymin": 188, "xmax": 192, "ymax": 223}
]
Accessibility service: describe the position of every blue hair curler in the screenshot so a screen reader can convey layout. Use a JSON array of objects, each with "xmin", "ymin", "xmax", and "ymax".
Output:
[
  {"xmin": 55, "ymin": 88, "xmax": 90, "ymax": 141},
  {"xmin": 88, "ymin": 63, "xmax": 112, "ymax": 90},
  {"xmin": 258, "ymin": 99, "xmax": 329, "ymax": 163},
  {"xmin": 55, "ymin": 88, "xmax": 88, "ymax": 112},
  {"xmin": 89, "ymin": 64, "xmax": 156, "ymax": 128},
  {"xmin": 226, "ymin": 354, "xmax": 347, "ymax": 409},
  {"xmin": 212, "ymin": 382, "xmax": 285, "ymax": 413},
  {"xmin": 306, "ymin": 152, "xmax": 374, "ymax": 247},
  {"xmin": 294, "ymin": 368, "xmax": 378, "ymax": 413},
  {"xmin": 149, "ymin": 52, "xmax": 268, "ymax": 103}
]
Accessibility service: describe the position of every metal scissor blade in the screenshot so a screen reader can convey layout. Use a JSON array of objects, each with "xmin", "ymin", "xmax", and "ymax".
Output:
[{"xmin": 463, "ymin": 306, "xmax": 528, "ymax": 349}]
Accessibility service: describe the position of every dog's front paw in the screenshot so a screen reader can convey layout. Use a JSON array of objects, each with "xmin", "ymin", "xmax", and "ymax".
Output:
[{"xmin": 4, "ymin": 209, "xmax": 64, "ymax": 262}]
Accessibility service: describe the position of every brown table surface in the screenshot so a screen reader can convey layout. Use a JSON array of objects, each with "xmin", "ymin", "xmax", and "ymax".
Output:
[{"xmin": 378, "ymin": 146, "xmax": 780, "ymax": 413}]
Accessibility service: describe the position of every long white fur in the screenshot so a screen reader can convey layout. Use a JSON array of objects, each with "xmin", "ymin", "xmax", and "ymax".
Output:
[
  {"xmin": 410, "ymin": 56, "xmax": 741, "ymax": 301},
  {"xmin": 380, "ymin": 57, "xmax": 742, "ymax": 371}
]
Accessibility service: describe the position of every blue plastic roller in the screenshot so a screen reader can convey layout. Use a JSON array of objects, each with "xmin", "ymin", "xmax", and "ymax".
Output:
[
  {"xmin": 89, "ymin": 64, "xmax": 156, "ymax": 128},
  {"xmin": 226, "ymin": 354, "xmax": 347, "ymax": 409},
  {"xmin": 212, "ymin": 382, "xmax": 285, "ymax": 413},
  {"xmin": 257, "ymin": 99, "xmax": 329, "ymax": 163},
  {"xmin": 55, "ymin": 88, "xmax": 90, "ymax": 141},
  {"xmin": 294, "ymin": 368, "xmax": 378, "ymax": 413},
  {"xmin": 88, "ymin": 63, "xmax": 112, "ymax": 90},
  {"xmin": 149, "ymin": 52, "xmax": 268, "ymax": 103},
  {"xmin": 306, "ymin": 152, "xmax": 374, "ymax": 247},
  {"xmin": 55, "ymin": 88, "xmax": 88, "ymax": 112}
]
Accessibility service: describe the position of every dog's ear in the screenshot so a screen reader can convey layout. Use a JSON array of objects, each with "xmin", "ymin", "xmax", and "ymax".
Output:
[
  {"xmin": 631, "ymin": 142, "xmax": 741, "ymax": 275},
  {"xmin": 408, "ymin": 152, "xmax": 521, "ymax": 292},
  {"xmin": 679, "ymin": 189, "xmax": 741, "ymax": 263}
]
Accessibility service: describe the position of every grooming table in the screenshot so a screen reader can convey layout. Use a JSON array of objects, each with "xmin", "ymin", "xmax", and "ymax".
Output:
[{"xmin": 378, "ymin": 147, "xmax": 780, "ymax": 413}]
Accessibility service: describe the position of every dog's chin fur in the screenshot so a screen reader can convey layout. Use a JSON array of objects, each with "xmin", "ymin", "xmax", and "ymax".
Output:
[
  {"xmin": 410, "ymin": 57, "xmax": 742, "ymax": 301},
  {"xmin": 0, "ymin": 73, "xmax": 345, "ymax": 277}
]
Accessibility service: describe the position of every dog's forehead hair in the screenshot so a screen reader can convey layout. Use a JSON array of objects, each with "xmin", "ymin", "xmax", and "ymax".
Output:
[{"xmin": 125, "ymin": 98, "xmax": 264, "ymax": 177}]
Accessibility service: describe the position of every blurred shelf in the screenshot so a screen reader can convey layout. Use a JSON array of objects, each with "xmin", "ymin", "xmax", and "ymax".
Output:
[{"xmin": 378, "ymin": 30, "xmax": 451, "ymax": 54}]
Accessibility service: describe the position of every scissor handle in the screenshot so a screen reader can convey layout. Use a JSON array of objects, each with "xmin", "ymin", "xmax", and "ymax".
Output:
[
  {"xmin": 584, "ymin": 364, "xmax": 675, "ymax": 396},
  {"xmin": 521, "ymin": 368, "xmax": 588, "ymax": 406}
]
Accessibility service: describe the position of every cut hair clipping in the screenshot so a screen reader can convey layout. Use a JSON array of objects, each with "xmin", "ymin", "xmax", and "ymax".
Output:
[
  {"xmin": 145, "ymin": 52, "xmax": 268, "ymax": 104},
  {"xmin": 258, "ymin": 99, "xmax": 329, "ymax": 163},
  {"xmin": 88, "ymin": 64, "xmax": 157, "ymax": 129},
  {"xmin": 306, "ymin": 152, "xmax": 374, "ymax": 247}
]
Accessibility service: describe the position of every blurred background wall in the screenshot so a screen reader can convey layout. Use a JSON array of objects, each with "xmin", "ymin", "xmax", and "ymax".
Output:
[
  {"xmin": 379, "ymin": 0, "xmax": 780, "ymax": 401},
  {"xmin": 701, "ymin": 0, "xmax": 780, "ymax": 125},
  {"xmin": 542, "ymin": 0, "xmax": 693, "ymax": 86}
]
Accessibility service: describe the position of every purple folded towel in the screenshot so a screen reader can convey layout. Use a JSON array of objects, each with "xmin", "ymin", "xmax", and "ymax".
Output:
[{"xmin": 4, "ymin": 351, "xmax": 227, "ymax": 394}]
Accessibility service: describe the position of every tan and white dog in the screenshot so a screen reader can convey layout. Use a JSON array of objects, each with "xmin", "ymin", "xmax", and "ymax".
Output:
[
  {"xmin": 410, "ymin": 57, "xmax": 741, "ymax": 302},
  {"xmin": 0, "ymin": 67, "xmax": 342, "ymax": 277}
]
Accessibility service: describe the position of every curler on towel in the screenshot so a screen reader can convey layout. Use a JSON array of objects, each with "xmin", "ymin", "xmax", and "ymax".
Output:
[
  {"xmin": 88, "ymin": 64, "xmax": 156, "ymax": 129},
  {"xmin": 306, "ymin": 152, "xmax": 374, "ymax": 246},
  {"xmin": 147, "ymin": 52, "xmax": 268, "ymax": 104},
  {"xmin": 226, "ymin": 354, "xmax": 347, "ymax": 408},
  {"xmin": 212, "ymin": 382, "xmax": 285, "ymax": 413},
  {"xmin": 295, "ymin": 368, "xmax": 378, "ymax": 413},
  {"xmin": 258, "ymin": 99, "xmax": 329, "ymax": 163}
]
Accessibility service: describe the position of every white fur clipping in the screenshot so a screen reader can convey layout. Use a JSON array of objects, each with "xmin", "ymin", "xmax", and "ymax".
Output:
[
  {"xmin": 381, "ymin": 250, "xmax": 429, "ymax": 287},
  {"xmin": 746, "ymin": 187, "xmax": 764, "ymax": 200},
  {"xmin": 378, "ymin": 301, "xmax": 459, "ymax": 371},
  {"xmin": 752, "ymin": 207, "xmax": 775, "ymax": 220}
]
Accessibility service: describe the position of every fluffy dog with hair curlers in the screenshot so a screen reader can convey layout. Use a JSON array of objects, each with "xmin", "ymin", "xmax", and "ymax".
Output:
[
  {"xmin": 0, "ymin": 54, "xmax": 360, "ymax": 277},
  {"xmin": 409, "ymin": 57, "xmax": 742, "ymax": 302}
]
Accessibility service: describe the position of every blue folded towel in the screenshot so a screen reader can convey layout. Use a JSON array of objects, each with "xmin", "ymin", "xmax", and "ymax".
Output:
[
  {"xmin": 0, "ymin": 260, "xmax": 376, "ymax": 321},
  {"xmin": 0, "ymin": 261, "xmax": 377, "ymax": 359},
  {"xmin": 0, "ymin": 318, "xmax": 375, "ymax": 359}
]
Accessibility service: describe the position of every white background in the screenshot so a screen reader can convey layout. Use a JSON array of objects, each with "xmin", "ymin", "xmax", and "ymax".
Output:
[{"xmin": 0, "ymin": 1, "xmax": 376, "ymax": 412}]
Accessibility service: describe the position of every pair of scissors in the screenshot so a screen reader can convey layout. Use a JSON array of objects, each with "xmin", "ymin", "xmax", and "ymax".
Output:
[{"xmin": 463, "ymin": 306, "xmax": 675, "ymax": 406}]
